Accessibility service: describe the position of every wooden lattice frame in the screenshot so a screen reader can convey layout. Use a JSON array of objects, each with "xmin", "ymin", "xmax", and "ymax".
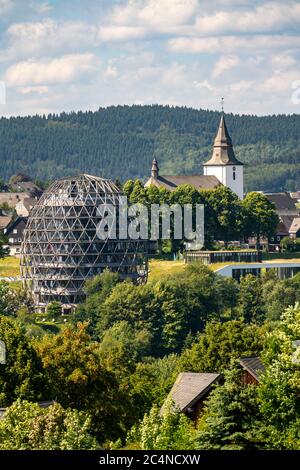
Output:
[{"xmin": 20, "ymin": 174, "xmax": 148, "ymax": 311}]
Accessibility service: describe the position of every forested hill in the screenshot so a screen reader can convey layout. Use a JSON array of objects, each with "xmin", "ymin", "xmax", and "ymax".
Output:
[{"xmin": 0, "ymin": 105, "xmax": 300, "ymax": 192}]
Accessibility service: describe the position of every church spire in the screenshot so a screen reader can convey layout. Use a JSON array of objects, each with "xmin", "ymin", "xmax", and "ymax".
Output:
[
  {"xmin": 151, "ymin": 158, "xmax": 159, "ymax": 178},
  {"xmin": 204, "ymin": 114, "xmax": 243, "ymax": 166}
]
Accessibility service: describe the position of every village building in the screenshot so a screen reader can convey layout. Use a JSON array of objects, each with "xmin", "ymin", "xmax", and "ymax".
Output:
[
  {"xmin": 4, "ymin": 217, "xmax": 28, "ymax": 256},
  {"xmin": 161, "ymin": 372, "xmax": 221, "ymax": 422},
  {"xmin": 15, "ymin": 197, "xmax": 38, "ymax": 217},
  {"xmin": 145, "ymin": 114, "xmax": 244, "ymax": 199},
  {"xmin": 239, "ymin": 356, "xmax": 265, "ymax": 385}
]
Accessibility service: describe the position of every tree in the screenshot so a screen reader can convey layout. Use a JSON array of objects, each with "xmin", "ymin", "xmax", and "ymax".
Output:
[
  {"xmin": 257, "ymin": 303, "xmax": 300, "ymax": 449},
  {"xmin": 179, "ymin": 320, "xmax": 263, "ymax": 373},
  {"xmin": 0, "ymin": 233, "xmax": 9, "ymax": 259},
  {"xmin": 0, "ymin": 316, "xmax": 47, "ymax": 406},
  {"xmin": 196, "ymin": 368, "xmax": 261, "ymax": 450},
  {"xmin": 0, "ymin": 400, "xmax": 99, "ymax": 450},
  {"xmin": 202, "ymin": 186, "xmax": 244, "ymax": 246},
  {"xmin": 0, "ymin": 282, "xmax": 33, "ymax": 318},
  {"xmin": 72, "ymin": 270, "xmax": 120, "ymax": 338},
  {"xmin": 242, "ymin": 192, "xmax": 279, "ymax": 250},
  {"xmin": 98, "ymin": 320, "xmax": 152, "ymax": 379},
  {"xmin": 34, "ymin": 322, "xmax": 129, "ymax": 442},
  {"xmin": 47, "ymin": 301, "xmax": 61, "ymax": 321},
  {"xmin": 238, "ymin": 275, "xmax": 265, "ymax": 323},
  {"xmin": 127, "ymin": 403, "xmax": 197, "ymax": 450}
]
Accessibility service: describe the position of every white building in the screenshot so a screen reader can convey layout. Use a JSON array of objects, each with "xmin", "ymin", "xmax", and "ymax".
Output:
[{"xmin": 203, "ymin": 114, "xmax": 244, "ymax": 199}]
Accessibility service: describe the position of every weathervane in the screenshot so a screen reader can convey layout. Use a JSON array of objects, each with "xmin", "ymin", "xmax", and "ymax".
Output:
[{"xmin": 221, "ymin": 97, "xmax": 224, "ymax": 113}]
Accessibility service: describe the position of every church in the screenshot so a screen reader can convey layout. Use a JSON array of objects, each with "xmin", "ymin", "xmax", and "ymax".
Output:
[{"xmin": 145, "ymin": 114, "xmax": 244, "ymax": 199}]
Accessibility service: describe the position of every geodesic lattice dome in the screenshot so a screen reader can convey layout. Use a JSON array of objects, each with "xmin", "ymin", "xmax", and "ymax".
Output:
[{"xmin": 20, "ymin": 174, "xmax": 148, "ymax": 312}]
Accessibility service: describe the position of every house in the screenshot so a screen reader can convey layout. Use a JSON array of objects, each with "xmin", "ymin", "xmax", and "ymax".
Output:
[
  {"xmin": 145, "ymin": 114, "xmax": 244, "ymax": 199},
  {"xmin": 15, "ymin": 197, "xmax": 38, "ymax": 217},
  {"xmin": 0, "ymin": 209, "xmax": 12, "ymax": 231},
  {"xmin": 248, "ymin": 193, "xmax": 300, "ymax": 251},
  {"xmin": 3, "ymin": 217, "xmax": 27, "ymax": 256},
  {"xmin": 239, "ymin": 356, "xmax": 265, "ymax": 385},
  {"xmin": 9, "ymin": 173, "xmax": 43, "ymax": 198},
  {"xmin": 0, "ymin": 192, "xmax": 32, "ymax": 210},
  {"xmin": 161, "ymin": 372, "xmax": 221, "ymax": 421}
]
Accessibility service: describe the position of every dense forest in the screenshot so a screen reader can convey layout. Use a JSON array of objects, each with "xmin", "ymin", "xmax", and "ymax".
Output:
[{"xmin": 0, "ymin": 105, "xmax": 300, "ymax": 192}]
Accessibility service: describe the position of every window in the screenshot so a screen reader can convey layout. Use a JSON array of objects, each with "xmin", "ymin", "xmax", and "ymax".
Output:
[{"xmin": 13, "ymin": 229, "xmax": 17, "ymax": 234}]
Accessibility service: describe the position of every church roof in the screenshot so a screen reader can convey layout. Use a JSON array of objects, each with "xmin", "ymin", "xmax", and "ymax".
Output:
[
  {"xmin": 144, "ymin": 174, "xmax": 221, "ymax": 191},
  {"xmin": 204, "ymin": 114, "xmax": 243, "ymax": 166}
]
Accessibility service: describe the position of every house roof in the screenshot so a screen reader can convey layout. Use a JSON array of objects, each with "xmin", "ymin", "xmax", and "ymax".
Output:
[
  {"xmin": 239, "ymin": 356, "xmax": 265, "ymax": 382},
  {"xmin": 204, "ymin": 115, "xmax": 243, "ymax": 166},
  {"xmin": 289, "ymin": 217, "xmax": 300, "ymax": 235},
  {"xmin": 0, "ymin": 215, "xmax": 12, "ymax": 230},
  {"xmin": 162, "ymin": 372, "xmax": 221, "ymax": 413},
  {"xmin": 265, "ymin": 192, "xmax": 297, "ymax": 211},
  {"xmin": 0, "ymin": 192, "xmax": 31, "ymax": 208},
  {"xmin": 145, "ymin": 174, "xmax": 221, "ymax": 191},
  {"xmin": 4, "ymin": 216, "xmax": 27, "ymax": 236}
]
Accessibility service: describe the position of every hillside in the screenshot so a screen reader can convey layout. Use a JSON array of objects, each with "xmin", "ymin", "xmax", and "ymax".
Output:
[{"xmin": 0, "ymin": 105, "xmax": 299, "ymax": 192}]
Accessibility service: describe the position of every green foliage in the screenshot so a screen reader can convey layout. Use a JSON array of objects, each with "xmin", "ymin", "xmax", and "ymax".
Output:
[
  {"xmin": 0, "ymin": 105, "xmax": 300, "ymax": 192},
  {"xmin": 98, "ymin": 320, "xmax": 152, "ymax": 379},
  {"xmin": 179, "ymin": 320, "xmax": 263, "ymax": 373},
  {"xmin": 128, "ymin": 403, "xmax": 197, "ymax": 450},
  {"xmin": 280, "ymin": 236, "xmax": 300, "ymax": 252},
  {"xmin": 238, "ymin": 275, "xmax": 265, "ymax": 323},
  {"xmin": 196, "ymin": 369, "xmax": 261, "ymax": 450},
  {"xmin": 34, "ymin": 322, "xmax": 129, "ymax": 442},
  {"xmin": 0, "ymin": 400, "xmax": 99, "ymax": 450},
  {"xmin": 46, "ymin": 301, "xmax": 61, "ymax": 321},
  {"xmin": 0, "ymin": 316, "xmax": 47, "ymax": 406},
  {"xmin": 0, "ymin": 282, "xmax": 33, "ymax": 318},
  {"xmin": 242, "ymin": 192, "xmax": 279, "ymax": 245}
]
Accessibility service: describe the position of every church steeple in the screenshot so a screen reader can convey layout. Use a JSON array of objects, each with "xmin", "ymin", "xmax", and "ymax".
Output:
[
  {"xmin": 203, "ymin": 113, "xmax": 244, "ymax": 199},
  {"xmin": 204, "ymin": 114, "xmax": 243, "ymax": 166},
  {"xmin": 151, "ymin": 158, "xmax": 159, "ymax": 178}
]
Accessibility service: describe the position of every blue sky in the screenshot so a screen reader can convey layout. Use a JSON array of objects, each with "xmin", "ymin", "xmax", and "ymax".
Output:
[{"xmin": 0, "ymin": 0, "xmax": 299, "ymax": 116}]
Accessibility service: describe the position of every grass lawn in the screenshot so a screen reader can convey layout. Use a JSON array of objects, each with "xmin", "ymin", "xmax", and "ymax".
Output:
[
  {"xmin": 148, "ymin": 259, "xmax": 186, "ymax": 282},
  {"xmin": 0, "ymin": 256, "xmax": 20, "ymax": 277}
]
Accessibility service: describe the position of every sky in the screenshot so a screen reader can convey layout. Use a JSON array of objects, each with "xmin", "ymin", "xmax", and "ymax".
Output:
[{"xmin": 0, "ymin": 0, "xmax": 299, "ymax": 117}]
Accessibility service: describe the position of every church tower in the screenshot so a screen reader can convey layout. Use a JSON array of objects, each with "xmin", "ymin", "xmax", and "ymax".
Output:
[{"xmin": 203, "ymin": 114, "xmax": 244, "ymax": 199}]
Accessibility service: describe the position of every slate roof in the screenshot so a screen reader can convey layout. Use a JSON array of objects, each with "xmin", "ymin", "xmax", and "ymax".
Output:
[
  {"xmin": 0, "ymin": 215, "xmax": 12, "ymax": 230},
  {"xmin": 289, "ymin": 217, "xmax": 300, "ymax": 235},
  {"xmin": 162, "ymin": 372, "xmax": 221, "ymax": 413},
  {"xmin": 265, "ymin": 192, "xmax": 297, "ymax": 211},
  {"xmin": 204, "ymin": 115, "xmax": 243, "ymax": 166},
  {"xmin": 145, "ymin": 174, "xmax": 221, "ymax": 191},
  {"xmin": 239, "ymin": 356, "xmax": 265, "ymax": 382}
]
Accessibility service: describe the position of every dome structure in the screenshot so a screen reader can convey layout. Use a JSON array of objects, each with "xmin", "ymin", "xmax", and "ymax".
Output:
[{"xmin": 21, "ymin": 174, "xmax": 148, "ymax": 313}]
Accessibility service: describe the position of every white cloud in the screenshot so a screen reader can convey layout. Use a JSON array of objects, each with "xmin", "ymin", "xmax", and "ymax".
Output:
[
  {"xmin": 6, "ymin": 19, "xmax": 99, "ymax": 58},
  {"xmin": 19, "ymin": 85, "xmax": 49, "ymax": 94},
  {"xmin": 194, "ymin": 2, "xmax": 300, "ymax": 35},
  {"xmin": 168, "ymin": 34, "xmax": 300, "ymax": 54},
  {"xmin": 98, "ymin": 25, "xmax": 146, "ymax": 42},
  {"xmin": 109, "ymin": 0, "xmax": 198, "ymax": 28},
  {"xmin": 32, "ymin": 1, "xmax": 52, "ymax": 14},
  {"xmin": 0, "ymin": 0, "xmax": 13, "ymax": 15},
  {"xmin": 213, "ymin": 55, "xmax": 239, "ymax": 78},
  {"xmin": 5, "ymin": 53, "xmax": 98, "ymax": 86}
]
